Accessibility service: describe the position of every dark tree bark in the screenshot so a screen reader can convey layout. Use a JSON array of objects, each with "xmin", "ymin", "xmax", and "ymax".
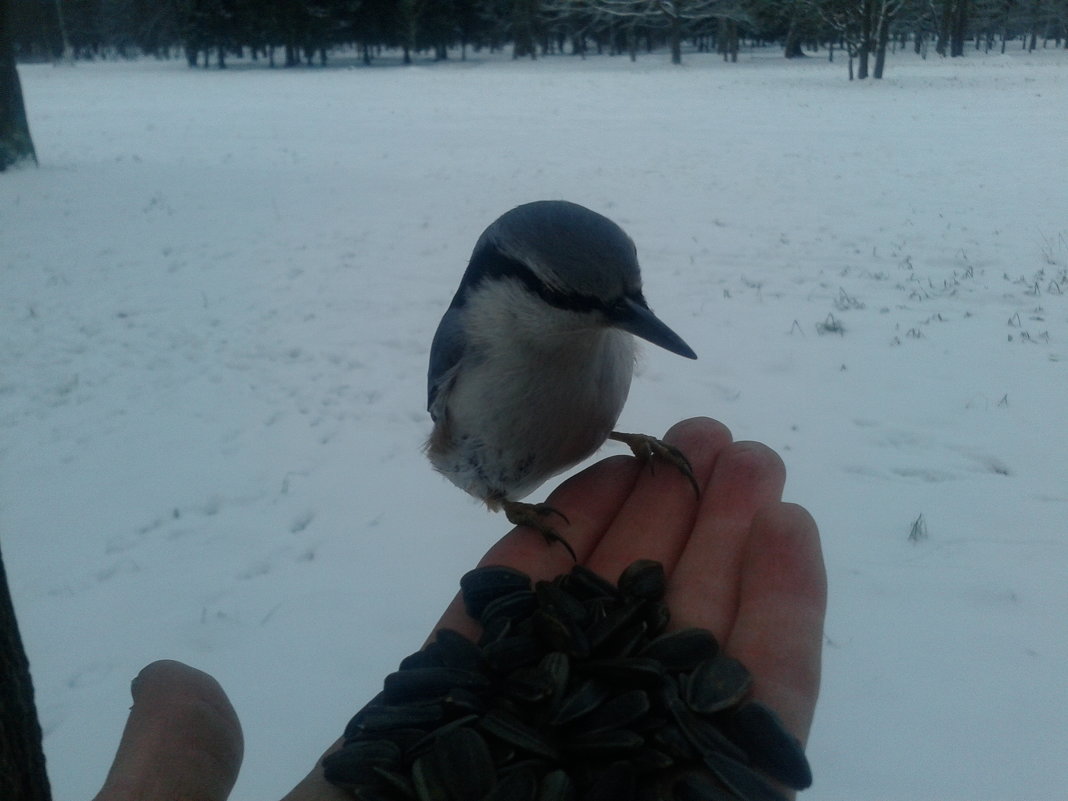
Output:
[
  {"xmin": 669, "ymin": 7, "xmax": 683, "ymax": 64},
  {"xmin": 873, "ymin": 4, "xmax": 892, "ymax": 77},
  {"xmin": 1, "ymin": 542, "xmax": 52, "ymax": 801},
  {"xmin": 512, "ymin": 0, "xmax": 539, "ymax": 59},
  {"xmin": 1, "ymin": 0, "xmax": 38, "ymax": 171},
  {"xmin": 721, "ymin": 18, "xmax": 739, "ymax": 62},
  {"xmin": 936, "ymin": 0, "xmax": 952, "ymax": 54},
  {"xmin": 783, "ymin": 10, "xmax": 806, "ymax": 57},
  {"xmin": 950, "ymin": 0, "xmax": 969, "ymax": 55},
  {"xmin": 857, "ymin": 0, "xmax": 873, "ymax": 78}
]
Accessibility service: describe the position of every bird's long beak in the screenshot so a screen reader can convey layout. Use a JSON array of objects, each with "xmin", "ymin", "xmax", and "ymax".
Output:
[{"xmin": 613, "ymin": 298, "xmax": 697, "ymax": 360}]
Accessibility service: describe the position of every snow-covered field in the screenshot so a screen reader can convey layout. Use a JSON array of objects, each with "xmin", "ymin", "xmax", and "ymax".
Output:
[{"xmin": 2, "ymin": 46, "xmax": 1067, "ymax": 799}]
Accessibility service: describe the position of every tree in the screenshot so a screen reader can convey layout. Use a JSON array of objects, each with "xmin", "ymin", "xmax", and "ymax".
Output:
[
  {"xmin": 1, "ymin": 0, "xmax": 38, "ymax": 170},
  {"xmin": 871, "ymin": 0, "xmax": 899, "ymax": 76},
  {"xmin": 0, "ymin": 541, "xmax": 52, "ymax": 801},
  {"xmin": 576, "ymin": 0, "xmax": 740, "ymax": 64},
  {"xmin": 513, "ymin": 0, "xmax": 541, "ymax": 58},
  {"xmin": 934, "ymin": 0, "xmax": 972, "ymax": 54},
  {"xmin": 811, "ymin": 0, "xmax": 900, "ymax": 78}
]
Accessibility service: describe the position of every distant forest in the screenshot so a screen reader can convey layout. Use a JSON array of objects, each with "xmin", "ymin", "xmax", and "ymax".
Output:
[{"xmin": 10, "ymin": 0, "xmax": 1068, "ymax": 79}]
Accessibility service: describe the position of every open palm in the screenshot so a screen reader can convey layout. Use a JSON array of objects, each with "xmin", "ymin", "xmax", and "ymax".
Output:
[{"xmin": 95, "ymin": 418, "xmax": 826, "ymax": 801}]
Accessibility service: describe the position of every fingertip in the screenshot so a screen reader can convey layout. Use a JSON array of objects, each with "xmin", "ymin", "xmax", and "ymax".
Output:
[
  {"xmin": 662, "ymin": 417, "xmax": 733, "ymax": 455},
  {"xmin": 95, "ymin": 661, "xmax": 243, "ymax": 801},
  {"xmin": 132, "ymin": 659, "xmax": 214, "ymax": 698},
  {"xmin": 715, "ymin": 441, "xmax": 787, "ymax": 496},
  {"xmin": 132, "ymin": 660, "xmax": 242, "ymax": 744}
]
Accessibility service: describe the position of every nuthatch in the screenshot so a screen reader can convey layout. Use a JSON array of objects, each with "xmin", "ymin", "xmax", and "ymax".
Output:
[{"xmin": 426, "ymin": 201, "xmax": 698, "ymax": 558}]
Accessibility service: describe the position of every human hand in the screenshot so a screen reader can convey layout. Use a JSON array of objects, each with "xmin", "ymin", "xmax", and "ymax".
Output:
[{"xmin": 95, "ymin": 417, "xmax": 826, "ymax": 801}]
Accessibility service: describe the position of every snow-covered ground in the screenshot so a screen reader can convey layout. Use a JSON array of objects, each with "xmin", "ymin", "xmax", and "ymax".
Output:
[{"xmin": 2, "ymin": 46, "xmax": 1067, "ymax": 800}]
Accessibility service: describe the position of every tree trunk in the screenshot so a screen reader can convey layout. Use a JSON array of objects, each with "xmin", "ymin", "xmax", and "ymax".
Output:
[
  {"xmin": 858, "ymin": 0, "xmax": 874, "ymax": 78},
  {"xmin": 950, "ymin": 0, "xmax": 969, "ymax": 56},
  {"xmin": 721, "ymin": 19, "xmax": 739, "ymax": 62},
  {"xmin": 936, "ymin": 0, "xmax": 952, "ymax": 55},
  {"xmin": 0, "ymin": 542, "xmax": 53, "ymax": 801},
  {"xmin": 1, "ymin": 0, "xmax": 38, "ymax": 171},
  {"xmin": 669, "ymin": 10, "xmax": 682, "ymax": 64},
  {"xmin": 784, "ymin": 12, "xmax": 805, "ymax": 57},
  {"xmin": 512, "ymin": 0, "xmax": 538, "ymax": 59},
  {"xmin": 873, "ymin": 1, "xmax": 892, "ymax": 78},
  {"xmin": 51, "ymin": 0, "xmax": 72, "ymax": 62}
]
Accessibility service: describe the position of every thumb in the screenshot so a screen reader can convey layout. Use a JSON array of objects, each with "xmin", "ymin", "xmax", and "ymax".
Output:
[{"xmin": 93, "ymin": 660, "xmax": 243, "ymax": 801}]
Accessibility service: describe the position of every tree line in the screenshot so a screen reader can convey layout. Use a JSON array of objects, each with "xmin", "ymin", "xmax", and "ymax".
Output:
[{"xmin": 7, "ymin": 0, "xmax": 1068, "ymax": 80}]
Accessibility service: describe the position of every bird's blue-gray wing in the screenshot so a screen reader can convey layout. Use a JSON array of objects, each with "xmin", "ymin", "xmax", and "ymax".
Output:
[{"xmin": 427, "ymin": 306, "xmax": 466, "ymax": 418}]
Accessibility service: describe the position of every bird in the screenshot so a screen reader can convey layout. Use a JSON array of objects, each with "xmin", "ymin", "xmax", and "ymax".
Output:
[{"xmin": 426, "ymin": 200, "xmax": 698, "ymax": 559}]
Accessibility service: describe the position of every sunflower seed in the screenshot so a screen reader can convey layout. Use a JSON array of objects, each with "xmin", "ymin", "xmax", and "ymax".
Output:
[
  {"xmin": 549, "ymin": 678, "xmax": 611, "ymax": 726},
  {"xmin": 588, "ymin": 600, "xmax": 646, "ymax": 652},
  {"xmin": 504, "ymin": 665, "xmax": 557, "ymax": 703},
  {"xmin": 533, "ymin": 608, "xmax": 591, "ymax": 658},
  {"xmin": 399, "ymin": 645, "xmax": 445, "ymax": 671},
  {"xmin": 382, "ymin": 667, "xmax": 490, "ymax": 703},
  {"xmin": 434, "ymin": 628, "xmax": 483, "ymax": 671},
  {"xmin": 559, "ymin": 565, "xmax": 619, "ymax": 602},
  {"xmin": 576, "ymin": 688, "xmax": 650, "ymax": 733},
  {"xmin": 411, "ymin": 752, "xmax": 450, "ymax": 801},
  {"xmin": 460, "ymin": 566, "xmax": 533, "ymax": 619},
  {"xmin": 482, "ymin": 632, "xmax": 544, "ymax": 672},
  {"xmin": 479, "ymin": 708, "xmax": 561, "ymax": 762},
  {"xmin": 481, "ymin": 589, "xmax": 539, "ymax": 628},
  {"xmin": 641, "ymin": 629, "xmax": 719, "ymax": 672},
  {"xmin": 562, "ymin": 728, "xmax": 644, "ymax": 757},
  {"xmin": 358, "ymin": 703, "xmax": 445, "ymax": 732},
  {"xmin": 536, "ymin": 768, "xmax": 576, "ymax": 801},
  {"xmin": 321, "ymin": 739, "xmax": 402, "ymax": 785},
  {"xmin": 727, "ymin": 701, "xmax": 812, "ymax": 790},
  {"xmin": 684, "ymin": 656, "xmax": 752, "ymax": 715},
  {"xmin": 432, "ymin": 727, "xmax": 496, "ymax": 800},
  {"xmin": 670, "ymin": 768, "xmax": 737, "ymax": 801},
  {"xmin": 617, "ymin": 560, "xmax": 666, "ymax": 601},
  {"xmin": 702, "ymin": 751, "xmax": 789, "ymax": 801},
  {"xmin": 584, "ymin": 761, "xmax": 638, "ymax": 801},
  {"xmin": 484, "ymin": 767, "xmax": 538, "ymax": 801}
]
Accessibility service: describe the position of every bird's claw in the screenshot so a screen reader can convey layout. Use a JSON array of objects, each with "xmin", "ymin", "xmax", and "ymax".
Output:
[
  {"xmin": 609, "ymin": 431, "xmax": 701, "ymax": 497},
  {"xmin": 502, "ymin": 500, "xmax": 577, "ymax": 561}
]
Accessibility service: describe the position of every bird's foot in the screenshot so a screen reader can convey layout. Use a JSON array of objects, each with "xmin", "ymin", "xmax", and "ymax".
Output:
[
  {"xmin": 501, "ymin": 500, "xmax": 577, "ymax": 561},
  {"xmin": 608, "ymin": 431, "xmax": 701, "ymax": 497}
]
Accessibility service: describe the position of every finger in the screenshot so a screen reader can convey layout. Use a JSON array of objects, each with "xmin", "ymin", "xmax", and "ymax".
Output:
[
  {"xmin": 496, "ymin": 452, "xmax": 643, "ymax": 573},
  {"xmin": 93, "ymin": 660, "xmax": 242, "ymax": 801},
  {"xmin": 727, "ymin": 503, "xmax": 827, "ymax": 744},
  {"xmin": 430, "ymin": 417, "xmax": 735, "ymax": 643},
  {"xmin": 427, "ymin": 454, "xmax": 643, "ymax": 644},
  {"xmin": 585, "ymin": 416, "xmax": 733, "ymax": 582},
  {"xmin": 430, "ymin": 417, "xmax": 732, "ymax": 641},
  {"xmin": 666, "ymin": 441, "xmax": 787, "ymax": 642}
]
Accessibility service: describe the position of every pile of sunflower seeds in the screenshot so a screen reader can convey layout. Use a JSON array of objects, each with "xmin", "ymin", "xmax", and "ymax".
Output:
[{"xmin": 323, "ymin": 560, "xmax": 811, "ymax": 801}]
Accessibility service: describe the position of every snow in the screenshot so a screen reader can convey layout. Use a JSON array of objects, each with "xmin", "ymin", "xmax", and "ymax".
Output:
[{"xmin": 2, "ymin": 47, "xmax": 1067, "ymax": 800}]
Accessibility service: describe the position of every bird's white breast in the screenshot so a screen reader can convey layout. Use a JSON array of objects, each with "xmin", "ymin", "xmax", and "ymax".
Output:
[{"xmin": 429, "ymin": 278, "xmax": 636, "ymax": 506}]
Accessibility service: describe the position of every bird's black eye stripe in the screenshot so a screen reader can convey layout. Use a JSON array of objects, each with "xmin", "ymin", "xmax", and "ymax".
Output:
[{"xmin": 459, "ymin": 247, "xmax": 610, "ymax": 315}]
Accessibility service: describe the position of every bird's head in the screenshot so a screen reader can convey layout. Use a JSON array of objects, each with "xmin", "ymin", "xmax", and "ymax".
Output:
[{"xmin": 460, "ymin": 200, "xmax": 696, "ymax": 360}]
